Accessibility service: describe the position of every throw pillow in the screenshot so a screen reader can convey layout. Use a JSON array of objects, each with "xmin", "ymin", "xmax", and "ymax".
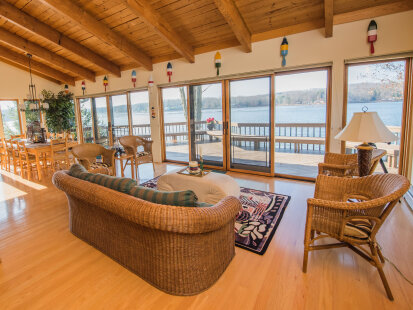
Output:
[
  {"xmin": 128, "ymin": 185, "xmax": 198, "ymax": 207},
  {"xmin": 68, "ymin": 164, "xmax": 136, "ymax": 193}
]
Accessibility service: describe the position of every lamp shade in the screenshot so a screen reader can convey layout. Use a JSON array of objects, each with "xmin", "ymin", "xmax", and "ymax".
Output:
[{"xmin": 335, "ymin": 111, "xmax": 397, "ymax": 143}]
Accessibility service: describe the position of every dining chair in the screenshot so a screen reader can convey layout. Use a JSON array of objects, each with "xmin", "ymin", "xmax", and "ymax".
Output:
[
  {"xmin": 303, "ymin": 173, "xmax": 410, "ymax": 300},
  {"xmin": 47, "ymin": 137, "xmax": 70, "ymax": 172},
  {"xmin": 0, "ymin": 138, "xmax": 7, "ymax": 170},
  {"xmin": 10, "ymin": 134, "xmax": 25, "ymax": 140},
  {"xmin": 17, "ymin": 141, "xmax": 41, "ymax": 181},
  {"xmin": 5, "ymin": 139, "xmax": 20, "ymax": 174}
]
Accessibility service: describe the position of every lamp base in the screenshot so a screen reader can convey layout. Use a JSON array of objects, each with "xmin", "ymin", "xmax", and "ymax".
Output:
[{"xmin": 356, "ymin": 143, "xmax": 374, "ymax": 177}]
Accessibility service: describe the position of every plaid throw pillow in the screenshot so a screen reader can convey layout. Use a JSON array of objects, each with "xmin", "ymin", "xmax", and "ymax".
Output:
[
  {"xmin": 128, "ymin": 186, "xmax": 198, "ymax": 207},
  {"xmin": 68, "ymin": 164, "xmax": 136, "ymax": 193}
]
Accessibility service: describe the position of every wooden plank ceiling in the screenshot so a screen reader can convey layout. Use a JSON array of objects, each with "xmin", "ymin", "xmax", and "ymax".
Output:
[{"xmin": 0, "ymin": 0, "xmax": 412, "ymax": 84}]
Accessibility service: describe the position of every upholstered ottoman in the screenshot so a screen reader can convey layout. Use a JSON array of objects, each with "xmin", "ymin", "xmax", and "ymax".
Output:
[{"xmin": 157, "ymin": 168, "xmax": 240, "ymax": 204}]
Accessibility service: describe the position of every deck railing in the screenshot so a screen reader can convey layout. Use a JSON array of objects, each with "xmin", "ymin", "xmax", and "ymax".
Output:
[{"xmin": 82, "ymin": 122, "xmax": 401, "ymax": 153}]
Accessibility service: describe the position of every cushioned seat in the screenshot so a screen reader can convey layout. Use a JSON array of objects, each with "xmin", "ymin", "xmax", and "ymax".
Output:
[{"xmin": 343, "ymin": 218, "xmax": 373, "ymax": 240}]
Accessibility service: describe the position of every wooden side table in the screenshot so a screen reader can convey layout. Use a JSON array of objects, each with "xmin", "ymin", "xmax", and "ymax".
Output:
[{"xmin": 115, "ymin": 154, "xmax": 135, "ymax": 179}]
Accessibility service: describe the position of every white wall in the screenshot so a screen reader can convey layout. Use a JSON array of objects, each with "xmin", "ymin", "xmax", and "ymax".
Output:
[
  {"xmin": 72, "ymin": 10, "xmax": 413, "ymax": 161},
  {"xmin": 0, "ymin": 61, "xmax": 63, "ymax": 100}
]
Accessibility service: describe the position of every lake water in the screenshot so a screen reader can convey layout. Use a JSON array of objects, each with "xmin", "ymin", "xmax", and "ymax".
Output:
[{"xmin": 130, "ymin": 101, "xmax": 401, "ymax": 126}]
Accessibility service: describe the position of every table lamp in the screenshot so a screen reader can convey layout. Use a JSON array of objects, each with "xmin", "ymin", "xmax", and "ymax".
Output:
[{"xmin": 335, "ymin": 109, "xmax": 398, "ymax": 176}]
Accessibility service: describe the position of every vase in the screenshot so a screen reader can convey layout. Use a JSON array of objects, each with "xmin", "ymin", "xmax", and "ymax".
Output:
[{"xmin": 207, "ymin": 123, "xmax": 215, "ymax": 130}]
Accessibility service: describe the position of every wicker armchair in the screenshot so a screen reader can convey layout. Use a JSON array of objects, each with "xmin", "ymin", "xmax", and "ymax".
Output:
[
  {"xmin": 71, "ymin": 143, "xmax": 115, "ymax": 175},
  {"xmin": 318, "ymin": 149, "xmax": 386, "ymax": 177},
  {"xmin": 119, "ymin": 135, "xmax": 154, "ymax": 177},
  {"xmin": 303, "ymin": 173, "xmax": 410, "ymax": 300}
]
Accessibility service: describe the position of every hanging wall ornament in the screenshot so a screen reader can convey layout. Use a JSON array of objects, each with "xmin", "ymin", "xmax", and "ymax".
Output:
[
  {"xmin": 214, "ymin": 52, "xmax": 221, "ymax": 76},
  {"xmin": 280, "ymin": 37, "xmax": 288, "ymax": 67},
  {"xmin": 367, "ymin": 20, "xmax": 377, "ymax": 54},
  {"xmin": 64, "ymin": 84, "xmax": 69, "ymax": 94},
  {"xmin": 81, "ymin": 81, "xmax": 86, "ymax": 95},
  {"xmin": 148, "ymin": 74, "xmax": 154, "ymax": 87},
  {"xmin": 103, "ymin": 76, "xmax": 108, "ymax": 92},
  {"xmin": 151, "ymin": 106, "xmax": 156, "ymax": 119},
  {"xmin": 166, "ymin": 62, "xmax": 172, "ymax": 82},
  {"xmin": 131, "ymin": 70, "xmax": 137, "ymax": 88}
]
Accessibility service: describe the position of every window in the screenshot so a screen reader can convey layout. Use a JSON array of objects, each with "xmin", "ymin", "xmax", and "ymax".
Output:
[
  {"xmin": 0, "ymin": 100, "xmax": 21, "ymax": 138},
  {"xmin": 110, "ymin": 94, "xmax": 129, "ymax": 142},
  {"xmin": 79, "ymin": 98, "xmax": 93, "ymax": 143},
  {"xmin": 345, "ymin": 60, "xmax": 406, "ymax": 173}
]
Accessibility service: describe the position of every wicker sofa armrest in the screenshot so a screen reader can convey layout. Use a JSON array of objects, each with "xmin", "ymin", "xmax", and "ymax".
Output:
[{"xmin": 52, "ymin": 171, "xmax": 241, "ymax": 234}]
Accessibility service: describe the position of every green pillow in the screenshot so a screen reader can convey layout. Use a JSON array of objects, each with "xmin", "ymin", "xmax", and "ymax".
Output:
[
  {"xmin": 128, "ymin": 185, "xmax": 198, "ymax": 207},
  {"xmin": 68, "ymin": 164, "xmax": 137, "ymax": 194}
]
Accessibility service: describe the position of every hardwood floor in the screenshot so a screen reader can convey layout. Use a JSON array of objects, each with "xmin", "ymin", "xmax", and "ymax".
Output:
[{"xmin": 0, "ymin": 163, "xmax": 412, "ymax": 309}]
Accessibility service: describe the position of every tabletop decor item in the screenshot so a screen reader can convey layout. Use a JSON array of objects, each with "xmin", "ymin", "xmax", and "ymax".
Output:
[
  {"xmin": 367, "ymin": 20, "xmax": 377, "ymax": 54},
  {"xmin": 335, "ymin": 106, "xmax": 397, "ymax": 176},
  {"xmin": 280, "ymin": 37, "xmax": 288, "ymax": 67},
  {"xmin": 188, "ymin": 161, "xmax": 200, "ymax": 174},
  {"xmin": 206, "ymin": 117, "xmax": 216, "ymax": 130}
]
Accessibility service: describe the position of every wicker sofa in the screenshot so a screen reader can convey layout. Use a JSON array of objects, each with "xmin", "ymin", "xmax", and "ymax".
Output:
[{"xmin": 52, "ymin": 170, "xmax": 241, "ymax": 296}]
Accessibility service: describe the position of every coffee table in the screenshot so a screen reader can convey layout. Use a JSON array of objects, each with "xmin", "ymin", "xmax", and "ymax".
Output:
[{"xmin": 157, "ymin": 168, "xmax": 240, "ymax": 204}]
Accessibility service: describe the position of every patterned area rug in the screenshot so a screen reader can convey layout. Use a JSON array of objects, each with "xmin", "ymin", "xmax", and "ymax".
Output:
[{"xmin": 140, "ymin": 177, "xmax": 290, "ymax": 255}]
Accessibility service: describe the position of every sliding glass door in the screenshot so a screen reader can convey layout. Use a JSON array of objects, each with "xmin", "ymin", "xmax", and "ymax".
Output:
[
  {"xmin": 92, "ymin": 97, "xmax": 109, "ymax": 145},
  {"xmin": 345, "ymin": 60, "xmax": 407, "ymax": 173},
  {"xmin": 274, "ymin": 69, "xmax": 329, "ymax": 178},
  {"xmin": 229, "ymin": 77, "xmax": 271, "ymax": 172},
  {"xmin": 162, "ymin": 87, "xmax": 189, "ymax": 162},
  {"xmin": 130, "ymin": 91, "xmax": 151, "ymax": 138},
  {"xmin": 109, "ymin": 94, "xmax": 129, "ymax": 143},
  {"xmin": 189, "ymin": 83, "xmax": 224, "ymax": 166}
]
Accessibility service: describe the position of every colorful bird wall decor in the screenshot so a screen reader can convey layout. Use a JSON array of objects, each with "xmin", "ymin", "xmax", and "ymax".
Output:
[
  {"xmin": 280, "ymin": 37, "xmax": 288, "ymax": 67},
  {"xmin": 103, "ymin": 76, "xmax": 108, "ymax": 92},
  {"xmin": 148, "ymin": 74, "xmax": 154, "ymax": 87},
  {"xmin": 367, "ymin": 20, "xmax": 378, "ymax": 54},
  {"xmin": 64, "ymin": 84, "xmax": 69, "ymax": 94},
  {"xmin": 214, "ymin": 52, "xmax": 221, "ymax": 76},
  {"xmin": 81, "ymin": 81, "xmax": 86, "ymax": 95},
  {"xmin": 131, "ymin": 70, "xmax": 137, "ymax": 88},
  {"xmin": 167, "ymin": 62, "xmax": 172, "ymax": 82}
]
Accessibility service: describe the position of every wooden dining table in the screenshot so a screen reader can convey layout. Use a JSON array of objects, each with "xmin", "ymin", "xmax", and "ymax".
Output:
[{"xmin": 21, "ymin": 140, "xmax": 78, "ymax": 181}]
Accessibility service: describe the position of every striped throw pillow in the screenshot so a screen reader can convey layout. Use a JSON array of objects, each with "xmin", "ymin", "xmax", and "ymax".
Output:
[
  {"xmin": 128, "ymin": 186, "xmax": 198, "ymax": 207},
  {"xmin": 68, "ymin": 164, "xmax": 137, "ymax": 193},
  {"xmin": 344, "ymin": 218, "xmax": 373, "ymax": 240}
]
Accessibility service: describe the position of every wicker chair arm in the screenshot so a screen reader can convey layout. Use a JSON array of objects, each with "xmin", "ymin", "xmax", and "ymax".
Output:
[
  {"xmin": 76, "ymin": 157, "xmax": 91, "ymax": 170},
  {"xmin": 102, "ymin": 148, "xmax": 116, "ymax": 167},
  {"xmin": 53, "ymin": 171, "xmax": 242, "ymax": 234},
  {"xmin": 318, "ymin": 162, "xmax": 357, "ymax": 176},
  {"xmin": 308, "ymin": 197, "xmax": 391, "ymax": 210}
]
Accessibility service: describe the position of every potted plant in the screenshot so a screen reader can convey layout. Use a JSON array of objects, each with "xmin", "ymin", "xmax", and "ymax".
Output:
[
  {"xmin": 41, "ymin": 90, "xmax": 76, "ymax": 136},
  {"xmin": 206, "ymin": 117, "xmax": 216, "ymax": 130}
]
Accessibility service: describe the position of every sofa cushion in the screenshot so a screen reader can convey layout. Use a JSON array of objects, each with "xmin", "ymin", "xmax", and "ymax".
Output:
[
  {"xmin": 128, "ymin": 186, "xmax": 198, "ymax": 207},
  {"xmin": 68, "ymin": 164, "xmax": 136, "ymax": 193},
  {"xmin": 344, "ymin": 218, "xmax": 373, "ymax": 240}
]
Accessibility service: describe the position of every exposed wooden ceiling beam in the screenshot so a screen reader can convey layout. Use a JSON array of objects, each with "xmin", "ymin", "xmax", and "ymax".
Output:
[
  {"xmin": 39, "ymin": 0, "xmax": 153, "ymax": 71},
  {"xmin": 324, "ymin": 0, "xmax": 333, "ymax": 38},
  {"xmin": 0, "ymin": 46, "xmax": 75, "ymax": 85},
  {"xmin": 213, "ymin": 0, "xmax": 252, "ymax": 53},
  {"xmin": 125, "ymin": 0, "xmax": 194, "ymax": 63},
  {"xmin": 0, "ymin": 0, "xmax": 121, "ymax": 77},
  {"xmin": 0, "ymin": 28, "xmax": 96, "ymax": 82}
]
